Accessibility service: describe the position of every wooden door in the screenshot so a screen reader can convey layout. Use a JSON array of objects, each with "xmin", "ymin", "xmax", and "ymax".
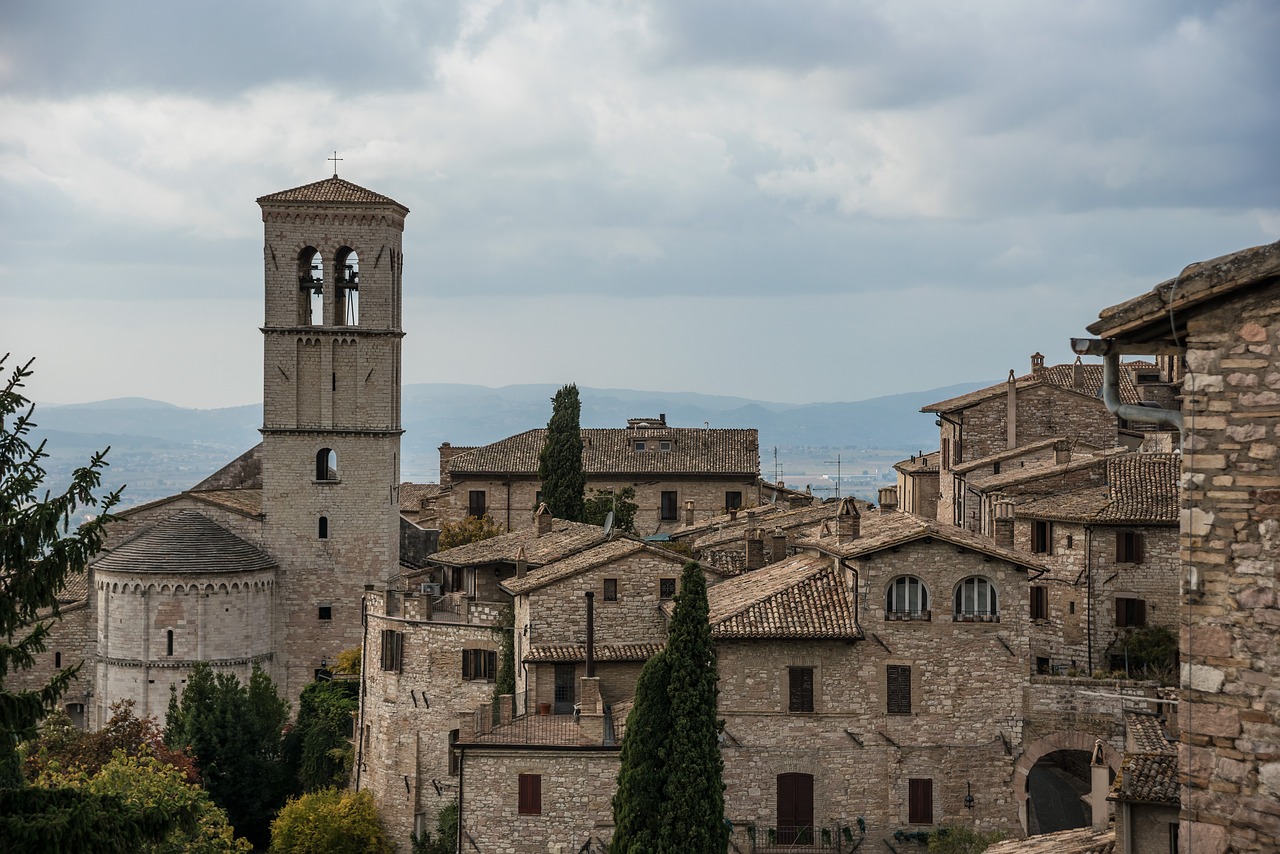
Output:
[
  {"xmin": 777, "ymin": 773, "xmax": 814, "ymax": 844},
  {"xmin": 553, "ymin": 664, "xmax": 576, "ymax": 714}
]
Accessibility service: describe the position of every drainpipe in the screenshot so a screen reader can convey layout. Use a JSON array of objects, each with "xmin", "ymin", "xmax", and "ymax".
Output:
[{"xmin": 1071, "ymin": 341, "xmax": 1184, "ymax": 435}]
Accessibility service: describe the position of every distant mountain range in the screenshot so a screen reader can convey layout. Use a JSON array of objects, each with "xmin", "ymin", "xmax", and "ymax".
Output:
[{"xmin": 29, "ymin": 381, "xmax": 982, "ymax": 509}]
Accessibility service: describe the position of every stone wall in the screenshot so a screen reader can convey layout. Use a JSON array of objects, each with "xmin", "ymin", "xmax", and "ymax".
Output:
[
  {"xmin": 6, "ymin": 600, "xmax": 94, "ymax": 726},
  {"xmin": 1176, "ymin": 283, "xmax": 1280, "ymax": 853}
]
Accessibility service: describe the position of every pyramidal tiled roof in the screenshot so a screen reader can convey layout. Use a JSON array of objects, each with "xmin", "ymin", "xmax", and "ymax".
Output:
[
  {"xmin": 703, "ymin": 553, "xmax": 860, "ymax": 639},
  {"xmin": 256, "ymin": 176, "xmax": 407, "ymax": 210},
  {"xmin": 94, "ymin": 510, "xmax": 276, "ymax": 575}
]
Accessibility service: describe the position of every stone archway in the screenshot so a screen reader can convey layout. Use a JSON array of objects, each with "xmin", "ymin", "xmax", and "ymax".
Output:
[{"xmin": 1014, "ymin": 731, "xmax": 1121, "ymax": 833}]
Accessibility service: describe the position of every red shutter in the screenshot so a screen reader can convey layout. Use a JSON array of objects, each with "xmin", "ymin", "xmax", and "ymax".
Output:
[{"xmin": 908, "ymin": 778, "xmax": 933, "ymax": 824}]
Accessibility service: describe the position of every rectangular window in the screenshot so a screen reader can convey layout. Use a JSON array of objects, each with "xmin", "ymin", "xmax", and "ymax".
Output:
[
  {"xmin": 318, "ymin": 605, "xmax": 332, "ymax": 621},
  {"xmin": 1032, "ymin": 520, "xmax": 1052, "ymax": 554},
  {"xmin": 941, "ymin": 438, "xmax": 950, "ymax": 471},
  {"xmin": 788, "ymin": 667, "xmax": 814, "ymax": 713},
  {"xmin": 992, "ymin": 461, "xmax": 1001, "ymax": 475},
  {"xmin": 634, "ymin": 440, "xmax": 646, "ymax": 451},
  {"xmin": 908, "ymin": 778, "xmax": 933, "ymax": 824},
  {"xmin": 1116, "ymin": 531, "xmax": 1145, "ymax": 564},
  {"xmin": 518, "ymin": 773, "xmax": 542, "ymax": 815},
  {"xmin": 448, "ymin": 729, "xmax": 460, "ymax": 776},
  {"xmin": 380, "ymin": 629, "xmax": 403, "ymax": 672},
  {"xmin": 725, "ymin": 491, "xmax": 743, "ymax": 512},
  {"xmin": 659, "ymin": 441, "xmax": 671, "ymax": 451},
  {"xmin": 659, "ymin": 578, "xmax": 676, "ymax": 600},
  {"xmin": 1036, "ymin": 656, "xmax": 1050, "ymax": 674},
  {"xmin": 603, "ymin": 578, "xmax": 618, "ymax": 601},
  {"xmin": 660, "ymin": 490, "xmax": 678, "ymax": 521},
  {"xmin": 1030, "ymin": 587, "xmax": 1048, "ymax": 621},
  {"xmin": 535, "ymin": 490, "xmax": 543, "ymax": 508},
  {"xmin": 887, "ymin": 665, "xmax": 912, "ymax": 715},
  {"xmin": 1116, "ymin": 597, "xmax": 1147, "ymax": 628},
  {"xmin": 462, "ymin": 648, "xmax": 498, "ymax": 681},
  {"xmin": 468, "ymin": 490, "xmax": 486, "ymax": 518}
]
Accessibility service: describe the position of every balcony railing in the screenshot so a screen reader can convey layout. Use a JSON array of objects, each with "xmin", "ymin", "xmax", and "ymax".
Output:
[
  {"xmin": 745, "ymin": 824, "xmax": 860, "ymax": 852},
  {"xmin": 952, "ymin": 611, "xmax": 999, "ymax": 623},
  {"xmin": 884, "ymin": 609, "xmax": 931, "ymax": 622}
]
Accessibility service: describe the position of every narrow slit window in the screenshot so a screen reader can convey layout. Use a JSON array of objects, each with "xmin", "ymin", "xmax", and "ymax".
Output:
[
  {"xmin": 318, "ymin": 516, "xmax": 329, "ymax": 539},
  {"xmin": 166, "ymin": 630, "xmax": 173, "ymax": 656}
]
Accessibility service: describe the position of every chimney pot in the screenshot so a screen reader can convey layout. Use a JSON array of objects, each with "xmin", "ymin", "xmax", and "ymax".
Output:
[
  {"xmin": 836, "ymin": 497, "xmax": 860, "ymax": 542},
  {"xmin": 535, "ymin": 502, "xmax": 552, "ymax": 535}
]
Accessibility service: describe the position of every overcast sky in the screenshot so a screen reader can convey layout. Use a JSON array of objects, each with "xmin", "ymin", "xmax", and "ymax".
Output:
[{"xmin": 2, "ymin": 0, "xmax": 1277, "ymax": 409}]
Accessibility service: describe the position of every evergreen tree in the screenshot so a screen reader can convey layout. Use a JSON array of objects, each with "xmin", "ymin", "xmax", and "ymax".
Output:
[
  {"xmin": 283, "ymin": 680, "xmax": 358, "ymax": 792},
  {"xmin": 0, "ymin": 355, "xmax": 120, "ymax": 786},
  {"xmin": 537, "ymin": 384, "xmax": 585, "ymax": 522},
  {"xmin": 610, "ymin": 651, "xmax": 672, "ymax": 854},
  {"xmin": 657, "ymin": 562, "xmax": 726, "ymax": 853}
]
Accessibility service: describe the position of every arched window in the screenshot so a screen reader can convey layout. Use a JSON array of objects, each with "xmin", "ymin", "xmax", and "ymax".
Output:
[
  {"xmin": 954, "ymin": 577, "xmax": 998, "ymax": 622},
  {"xmin": 298, "ymin": 247, "xmax": 324, "ymax": 326},
  {"xmin": 316, "ymin": 448, "xmax": 338, "ymax": 481},
  {"xmin": 885, "ymin": 576, "xmax": 930, "ymax": 620},
  {"xmin": 318, "ymin": 516, "xmax": 329, "ymax": 539},
  {"xmin": 55, "ymin": 651, "xmax": 62, "ymax": 668},
  {"xmin": 335, "ymin": 247, "xmax": 360, "ymax": 326}
]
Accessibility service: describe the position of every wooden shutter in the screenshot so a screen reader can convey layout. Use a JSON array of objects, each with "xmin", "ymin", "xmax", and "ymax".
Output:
[
  {"xmin": 908, "ymin": 778, "xmax": 933, "ymax": 824},
  {"xmin": 1116, "ymin": 531, "xmax": 1126, "ymax": 563},
  {"xmin": 518, "ymin": 773, "xmax": 541, "ymax": 815},
  {"xmin": 777, "ymin": 773, "xmax": 814, "ymax": 845},
  {"xmin": 485, "ymin": 650, "xmax": 497, "ymax": 681},
  {"xmin": 788, "ymin": 667, "xmax": 814, "ymax": 713},
  {"xmin": 462, "ymin": 649, "xmax": 472, "ymax": 679},
  {"xmin": 1135, "ymin": 599, "xmax": 1147, "ymax": 626},
  {"xmin": 1134, "ymin": 532, "xmax": 1144, "ymax": 564},
  {"xmin": 887, "ymin": 665, "xmax": 912, "ymax": 715},
  {"xmin": 1030, "ymin": 587, "xmax": 1048, "ymax": 620}
]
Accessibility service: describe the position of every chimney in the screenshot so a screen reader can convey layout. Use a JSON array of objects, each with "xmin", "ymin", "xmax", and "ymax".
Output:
[
  {"xmin": 1031, "ymin": 352, "xmax": 1045, "ymax": 376},
  {"xmin": 1073, "ymin": 356, "xmax": 1085, "ymax": 391},
  {"xmin": 836, "ymin": 498, "xmax": 860, "ymax": 543},
  {"xmin": 577, "ymin": 675, "xmax": 605, "ymax": 744},
  {"xmin": 878, "ymin": 486, "xmax": 898, "ymax": 514},
  {"xmin": 728, "ymin": 507, "xmax": 738, "ymax": 522},
  {"xmin": 658, "ymin": 413, "xmax": 666, "ymax": 426},
  {"xmin": 683, "ymin": 499, "xmax": 695, "ymax": 526},
  {"xmin": 770, "ymin": 529, "xmax": 788, "ymax": 563},
  {"xmin": 1006, "ymin": 369, "xmax": 1017, "ymax": 450},
  {"xmin": 515, "ymin": 545, "xmax": 528, "ymax": 579},
  {"xmin": 993, "ymin": 499, "xmax": 1014, "ymax": 548},
  {"xmin": 745, "ymin": 529, "xmax": 766, "ymax": 571},
  {"xmin": 534, "ymin": 502, "xmax": 552, "ymax": 535},
  {"xmin": 585, "ymin": 591, "xmax": 595, "ymax": 678},
  {"xmin": 1054, "ymin": 439, "xmax": 1071, "ymax": 466},
  {"xmin": 1089, "ymin": 739, "xmax": 1110, "ymax": 831}
]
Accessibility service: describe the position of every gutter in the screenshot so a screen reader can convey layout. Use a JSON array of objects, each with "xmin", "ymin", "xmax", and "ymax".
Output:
[{"xmin": 1071, "ymin": 339, "xmax": 1184, "ymax": 436}]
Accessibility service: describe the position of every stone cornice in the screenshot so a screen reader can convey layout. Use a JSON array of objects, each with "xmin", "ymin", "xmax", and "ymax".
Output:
[{"xmin": 98, "ymin": 652, "xmax": 274, "ymax": 669}]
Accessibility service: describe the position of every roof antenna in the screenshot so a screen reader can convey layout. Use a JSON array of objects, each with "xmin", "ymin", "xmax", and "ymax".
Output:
[{"xmin": 328, "ymin": 150, "xmax": 343, "ymax": 177}]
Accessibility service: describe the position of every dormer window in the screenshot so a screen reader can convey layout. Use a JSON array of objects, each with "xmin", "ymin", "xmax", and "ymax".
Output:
[
  {"xmin": 660, "ymin": 441, "xmax": 671, "ymax": 451},
  {"xmin": 634, "ymin": 441, "xmax": 646, "ymax": 452}
]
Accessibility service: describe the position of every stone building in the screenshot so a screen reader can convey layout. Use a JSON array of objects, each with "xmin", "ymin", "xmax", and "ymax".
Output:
[
  {"xmin": 1082, "ymin": 238, "xmax": 1280, "ymax": 854},
  {"xmin": 894, "ymin": 449, "xmax": 940, "ymax": 519},
  {"xmin": 425, "ymin": 414, "xmax": 762, "ymax": 534}
]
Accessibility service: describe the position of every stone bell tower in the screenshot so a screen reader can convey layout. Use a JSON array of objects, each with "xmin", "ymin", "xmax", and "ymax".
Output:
[{"xmin": 256, "ymin": 175, "xmax": 408, "ymax": 700}]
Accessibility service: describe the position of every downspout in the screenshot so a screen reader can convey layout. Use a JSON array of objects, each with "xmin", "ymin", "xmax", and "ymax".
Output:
[
  {"xmin": 355, "ymin": 591, "xmax": 370, "ymax": 791},
  {"xmin": 1072, "ymin": 342, "xmax": 1184, "ymax": 436},
  {"xmin": 1085, "ymin": 526, "xmax": 1093, "ymax": 674}
]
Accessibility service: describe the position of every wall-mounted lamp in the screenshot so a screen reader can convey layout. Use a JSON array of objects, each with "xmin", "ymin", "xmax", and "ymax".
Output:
[{"xmin": 964, "ymin": 781, "xmax": 974, "ymax": 811}]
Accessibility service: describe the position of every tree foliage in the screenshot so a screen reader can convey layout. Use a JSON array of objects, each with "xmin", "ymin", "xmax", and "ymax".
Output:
[
  {"xmin": 537, "ymin": 383, "xmax": 585, "ymax": 523},
  {"xmin": 0, "ymin": 785, "xmax": 175, "ymax": 853},
  {"xmin": 332, "ymin": 648, "xmax": 361, "ymax": 677},
  {"xmin": 166, "ymin": 663, "xmax": 291, "ymax": 846},
  {"xmin": 410, "ymin": 799, "xmax": 458, "ymax": 854},
  {"xmin": 25, "ymin": 700, "xmax": 197, "ymax": 784},
  {"xmin": 927, "ymin": 825, "xmax": 1005, "ymax": 853},
  {"xmin": 0, "ymin": 355, "xmax": 120, "ymax": 785},
  {"xmin": 583, "ymin": 486, "xmax": 638, "ymax": 534},
  {"xmin": 1120, "ymin": 624, "xmax": 1178, "ymax": 685},
  {"xmin": 493, "ymin": 605, "xmax": 515, "ymax": 708},
  {"xmin": 612, "ymin": 562, "xmax": 725, "ymax": 854},
  {"xmin": 284, "ymin": 680, "xmax": 358, "ymax": 792},
  {"xmin": 269, "ymin": 788, "xmax": 389, "ymax": 854},
  {"xmin": 437, "ymin": 513, "xmax": 505, "ymax": 552}
]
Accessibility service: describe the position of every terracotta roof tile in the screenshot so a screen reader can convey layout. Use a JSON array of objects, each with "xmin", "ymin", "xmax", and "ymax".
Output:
[
  {"xmin": 967, "ymin": 446, "xmax": 1126, "ymax": 492},
  {"xmin": 430, "ymin": 519, "xmax": 604, "ymax": 568},
  {"xmin": 256, "ymin": 176, "xmax": 407, "ymax": 209},
  {"xmin": 1017, "ymin": 454, "xmax": 1179, "ymax": 524},
  {"xmin": 445, "ymin": 427, "xmax": 759, "ymax": 477},
  {"xmin": 1110, "ymin": 752, "xmax": 1179, "ymax": 805},
  {"xmin": 894, "ymin": 451, "xmax": 940, "ymax": 474},
  {"xmin": 704, "ymin": 553, "xmax": 860, "ymax": 639},
  {"xmin": 693, "ymin": 501, "xmax": 862, "ymax": 551},
  {"xmin": 93, "ymin": 510, "xmax": 276, "ymax": 575},
  {"xmin": 503, "ymin": 538, "xmax": 699, "ymax": 597},
  {"xmin": 190, "ymin": 445, "xmax": 262, "ymax": 491},
  {"xmin": 190, "ymin": 489, "xmax": 263, "ymax": 517},
  {"xmin": 985, "ymin": 826, "xmax": 1115, "ymax": 854},
  {"xmin": 524, "ymin": 643, "xmax": 663, "ymax": 663},
  {"xmin": 952, "ymin": 437, "xmax": 1086, "ymax": 475},
  {"xmin": 399, "ymin": 482, "xmax": 443, "ymax": 511},
  {"xmin": 1125, "ymin": 711, "xmax": 1174, "ymax": 755},
  {"xmin": 922, "ymin": 362, "xmax": 1141, "ymax": 413}
]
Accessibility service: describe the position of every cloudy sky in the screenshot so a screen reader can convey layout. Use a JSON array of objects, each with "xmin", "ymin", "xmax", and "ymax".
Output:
[{"xmin": 2, "ymin": 0, "xmax": 1277, "ymax": 409}]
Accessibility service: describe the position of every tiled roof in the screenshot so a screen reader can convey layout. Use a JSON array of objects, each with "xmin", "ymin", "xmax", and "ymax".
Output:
[
  {"xmin": 967, "ymin": 446, "xmax": 1126, "ymax": 492},
  {"xmin": 952, "ymin": 437, "xmax": 1071, "ymax": 475},
  {"xmin": 93, "ymin": 510, "xmax": 276, "ymax": 575},
  {"xmin": 256, "ymin": 176, "xmax": 407, "ymax": 209},
  {"xmin": 190, "ymin": 445, "xmax": 262, "ymax": 491},
  {"xmin": 190, "ymin": 489, "xmax": 263, "ymax": 517},
  {"xmin": 671, "ymin": 503, "xmax": 789, "ymax": 541},
  {"xmin": 693, "ymin": 501, "xmax": 861, "ymax": 550},
  {"xmin": 58, "ymin": 570, "xmax": 89, "ymax": 604},
  {"xmin": 802, "ymin": 510, "xmax": 1048, "ymax": 573},
  {"xmin": 1125, "ymin": 711, "xmax": 1174, "ymax": 755},
  {"xmin": 894, "ymin": 451, "xmax": 940, "ymax": 474},
  {"xmin": 703, "ymin": 553, "xmax": 861, "ymax": 640},
  {"xmin": 985, "ymin": 826, "xmax": 1115, "ymax": 854},
  {"xmin": 502, "ymin": 537, "xmax": 696, "ymax": 597},
  {"xmin": 445, "ymin": 427, "xmax": 759, "ymax": 477},
  {"xmin": 1110, "ymin": 752, "xmax": 1179, "ymax": 805},
  {"xmin": 524, "ymin": 643, "xmax": 663, "ymax": 663},
  {"xmin": 1016, "ymin": 454, "xmax": 1179, "ymax": 524},
  {"xmin": 399, "ymin": 482, "xmax": 443, "ymax": 511},
  {"xmin": 429, "ymin": 519, "xmax": 604, "ymax": 568},
  {"xmin": 922, "ymin": 362, "xmax": 1141, "ymax": 413}
]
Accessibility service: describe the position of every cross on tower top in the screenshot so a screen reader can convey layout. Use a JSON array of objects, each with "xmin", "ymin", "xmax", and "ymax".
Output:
[{"xmin": 328, "ymin": 150, "xmax": 343, "ymax": 177}]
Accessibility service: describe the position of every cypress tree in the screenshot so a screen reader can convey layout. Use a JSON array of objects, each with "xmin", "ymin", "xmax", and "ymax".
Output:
[
  {"xmin": 537, "ymin": 384, "xmax": 585, "ymax": 522},
  {"xmin": 657, "ymin": 562, "xmax": 726, "ymax": 853},
  {"xmin": 610, "ymin": 651, "xmax": 672, "ymax": 854}
]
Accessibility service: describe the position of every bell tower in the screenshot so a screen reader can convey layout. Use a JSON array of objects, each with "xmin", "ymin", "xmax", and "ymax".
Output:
[{"xmin": 256, "ymin": 175, "xmax": 408, "ymax": 700}]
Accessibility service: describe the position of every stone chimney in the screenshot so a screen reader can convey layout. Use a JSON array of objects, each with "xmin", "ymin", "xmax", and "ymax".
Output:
[
  {"xmin": 728, "ymin": 507, "xmax": 738, "ymax": 522},
  {"xmin": 577, "ymin": 676, "xmax": 605, "ymax": 744},
  {"xmin": 770, "ymin": 529, "xmax": 788, "ymax": 564},
  {"xmin": 993, "ymin": 499, "xmax": 1015, "ymax": 549},
  {"xmin": 516, "ymin": 545, "xmax": 528, "ymax": 579},
  {"xmin": 534, "ymin": 502, "xmax": 552, "ymax": 535},
  {"xmin": 835, "ymin": 498, "xmax": 860, "ymax": 543},
  {"xmin": 683, "ymin": 499, "xmax": 695, "ymax": 526},
  {"xmin": 1073, "ymin": 356, "xmax": 1085, "ymax": 391},
  {"xmin": 1031, "ymin": 352, "xmax": 1045, "ymax": 376},
  {"xmin": 1006, "ymin": 369, "xmax": 1017, "ymax": 450},
  {"xmin": 1054, "ymin": 439, "xmax": 1071, "ymax": 466},
  {"xmin": 878, "ymin": 486, "xmax": 898, "ymax": 514},
  {"xmin": 438, "ymin": 442, "xmax": 470, "ymax": 488},
  {"xmin": 745, "ymin": 529, "xmax": 766, "ymax": 571},
  {"xmin": 1089, "ymin": 739, "xmax": 1110, "ymax": 831}
]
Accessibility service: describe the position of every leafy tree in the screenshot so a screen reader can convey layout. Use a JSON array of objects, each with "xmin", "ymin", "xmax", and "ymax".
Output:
[
  {"xmin": 537, "ymin": 383, "xmax": 586, "ymax": 522},
  {"xmin": 583, "ymin": 486, "xmax": 638, "ymax": 533},
  {"xmin": 0, "ymin": 785, "xmax": 175, "ymax": 853},
  {"xmin": 610, "ymin": 651, "xmax": 672, "ymax": 853},
  {"xmin": 332, "ymin": 647, "xmax": 361, "ymax": 677},
  {"xmin": 25, "ymin": 700, "xmax": 197, "ymax": 784},
  {"xmin": 166, "ymin": 663, "xmax": 291, "ymax": 846},
  {"xmin": 437, "ymin": 513, "xmax": 505, "ymax": 551},
  {"xmin": 657, "ymin": 561, "xmax": 726, "ymax": 853},
  {"xmin": 927, "ymin": 825, "xmax": 1005, "ymax": 853},
  {"xmin": 269, "ymin": 788, "xmax": 389, "ymax": 854},
  {"xmin": 410, "ymin": 799, "xmax": 458, "ymax": 854},
  {"xmin": 284, "ymin": 680, "xmax": 358, "ymax": 792},
  {"xmin": 492, "ymin": 605, "xmax": 515, "ymax": 708},
  {"xmin": 0, "ymin": 355, "xmax": 120, "ymax": 786}
]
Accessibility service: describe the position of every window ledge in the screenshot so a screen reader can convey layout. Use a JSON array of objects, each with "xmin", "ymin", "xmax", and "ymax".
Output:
[
  {"xmin": 884, "ymin": 610, "xmax": 932, "ymax": 622},
  {"xmin": 313, "ymin": 479, "xmax": 341, "ymax": 485},
  {"xmin": 952, "ymin": 614, "xmax": 1000, "ymax": 623}
]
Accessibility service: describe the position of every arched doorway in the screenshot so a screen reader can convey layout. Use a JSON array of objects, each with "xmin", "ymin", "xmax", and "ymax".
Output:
[{"xmin": 1014, "ymin": 732, "xmax": 1119, "ymax": 834}]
